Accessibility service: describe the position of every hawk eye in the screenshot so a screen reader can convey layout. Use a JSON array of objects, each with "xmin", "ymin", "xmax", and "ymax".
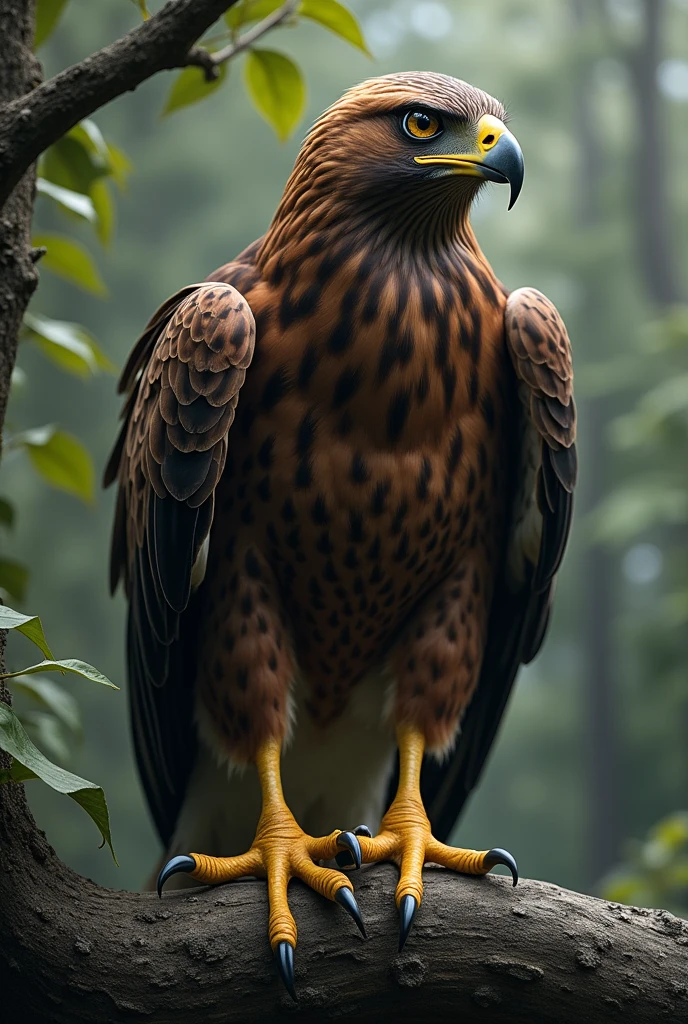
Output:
[{"xmin": 403, "ymin": 110, "xmax": 442, "ymax": 140}]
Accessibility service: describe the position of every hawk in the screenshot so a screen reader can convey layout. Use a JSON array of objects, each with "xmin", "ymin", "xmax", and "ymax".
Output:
[{"xmin": 106, "ymin": 72, "xmax": 576, "ymax": 998}]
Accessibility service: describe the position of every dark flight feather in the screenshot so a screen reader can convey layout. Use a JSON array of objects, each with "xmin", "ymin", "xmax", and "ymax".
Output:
[{"xmin": 105, "ymin": 278, "xmax": 256, "ymax": 847}]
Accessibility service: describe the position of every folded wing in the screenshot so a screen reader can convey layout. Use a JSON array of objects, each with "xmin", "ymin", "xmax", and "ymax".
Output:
[
  {"xmin": 423, "ymin": 287, "xmax": 578, "ymax": 839},
  {"xmin": 105, "ymin": 282, "xmax": 255, "ymax": 846}
]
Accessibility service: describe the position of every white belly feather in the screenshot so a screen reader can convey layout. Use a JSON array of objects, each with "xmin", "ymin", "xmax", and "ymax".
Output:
[{"xmin": 168, "ymin": 669, "xmax": 396, "ymax": 868}]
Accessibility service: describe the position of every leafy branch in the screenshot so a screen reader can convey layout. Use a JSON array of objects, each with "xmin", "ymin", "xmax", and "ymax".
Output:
[
  {"xmin": 0, "ymin": 604, "xmax": 117, "ymax": 859},
  {"xmin": 0, "ymin": 1, "xmax": 238, "ymax": 211},
  {"xmin": 0, "ymin": 0, "xmax": 367, "ymax": 211},
  {"xmin": 163, "ymin": 0, "xmax": 367, "ymax": 134},
  {"xmin": 186, "ymin": 0, "xmax": 301, "ymax": 78}
]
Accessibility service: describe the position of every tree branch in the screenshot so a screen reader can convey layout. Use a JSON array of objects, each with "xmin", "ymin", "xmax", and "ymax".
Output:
[
  {"xmin": 1, "ymin": 784, "xmax": 687, "ymax": 1022},
  {"xmin": 0, "ymin": 0, "xmax": 241, "ymax": 213},
  {"xmin": 187, "ymin": 0, "xmax": 299, "ymax": 79}
]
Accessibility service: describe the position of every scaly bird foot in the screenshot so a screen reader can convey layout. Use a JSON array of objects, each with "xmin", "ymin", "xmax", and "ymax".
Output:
[
  {"xmin": 358, "ymin": 796, "xmax": 516, "ymax": 949},
  {"xmin": 358, "ymin": 726, "xmax": 517, "ymax": 951},
  {"xmin": 157, "ymin": 768, "xmax": 365, "ymax": 1000}
]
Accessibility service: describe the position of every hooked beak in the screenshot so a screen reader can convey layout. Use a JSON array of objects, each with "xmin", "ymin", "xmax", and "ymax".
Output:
[{"xmin": 413, "ymin": 114, "xmax": 524, "ymax": 210}]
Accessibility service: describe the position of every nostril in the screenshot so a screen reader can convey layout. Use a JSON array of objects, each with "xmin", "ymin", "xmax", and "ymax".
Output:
[{"xmin": 482, "ymin": 134, "xmax": 495, "ymax": 146}]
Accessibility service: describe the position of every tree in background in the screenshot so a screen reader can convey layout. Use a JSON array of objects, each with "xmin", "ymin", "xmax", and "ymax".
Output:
[{"xmin": 588, "ymin": 0, "xmax": 688, "ymax": 898}]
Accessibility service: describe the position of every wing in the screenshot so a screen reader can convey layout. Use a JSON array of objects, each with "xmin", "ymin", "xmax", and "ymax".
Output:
[
  {"xmin": 105, "ymin": 281, "xmax": 255, "ymax": 847},
  {"xmin": 421, "ymin": 287, "xmax": 578, "ymax": 840}
]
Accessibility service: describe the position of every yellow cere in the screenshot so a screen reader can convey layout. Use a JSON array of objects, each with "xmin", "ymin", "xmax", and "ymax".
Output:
[{"xmin": 476, "ymin": 114, "xmax": 506, "ymax": 154}]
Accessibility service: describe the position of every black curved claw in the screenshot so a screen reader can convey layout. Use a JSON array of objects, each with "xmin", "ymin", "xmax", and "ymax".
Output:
[
  {"xmin": 335, "ymin": 886, "xmax": 367, "ymax": 938},
  {"xmin": 156, "ymin": 854, "xmax": 196, "ymax": 897},
  {"xmin": 398, "ymin": 894, "xmax": 417, "ymax": 952},
  {"xmin": 335, "ymin": 830, "xmax": 362, "ymax": 870},
  {"xmin": 352, "ymin": 824, "xmax": 372, "ymax": 838},
  {"xmin": 484, "ymin": 848, "xmax": 519, "ymax": 887},
  {"xmin": 275, "ymin": 941, "xmax": 296, "ymax": 1001}
]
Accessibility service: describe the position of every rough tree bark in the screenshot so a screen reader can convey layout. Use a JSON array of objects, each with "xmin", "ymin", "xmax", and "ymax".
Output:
[
  {"xmin": 0, "ymin": 2, "xmax": 687, "ymax": 1021},
  {"xmin": 2, "ymin": 780, "xmax": 687, "ymax": 1022},
  {"xmin": 0, "ymin": 0, "xmax": 40, "ymax": 438}
]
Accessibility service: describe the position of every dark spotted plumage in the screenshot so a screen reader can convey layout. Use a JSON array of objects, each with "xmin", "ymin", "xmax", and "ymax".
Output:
[{"xmin": 106, "ymin": 71, "xmax": 576, "ymax": 853}]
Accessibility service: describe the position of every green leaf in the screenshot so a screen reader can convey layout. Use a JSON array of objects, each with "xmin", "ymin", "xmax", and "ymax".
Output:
[
  {"xmin": 41, "ymin": 134, "xmax": 107, "ymax": 197},
  {"xmin": 602, "ymin": 872, "xmax": 642, "ymax": 905},
  {"xmin": 10, "ymin": 425, "xmax": 95, "ymax": 503},
  {"xmin": 244, "ymin": 49, "xmax": 305, "ymax": 141},
  {"xmin": 90, "ymin": 179, "xmax": 115, "ymax": 246},
  {"xmin": 299, "ymin": 0, "xmax": 368, "ymax": 53},
  {"xmin": 0, "ymin": 498, "xmax": 15, "ymax": 530},
  {"xmin": 0, "ymin": 559, "xmax": 29, "ymax": 603},
  {"xmin": 36, "ymin": 178, "xmax": 97, "ymax": 224},
  {"xmin": 668, "ymin": 860, "xmax": 688, "ymax": 886},
  {"xmin": 129, "ymin": 0, "xmax": 149, "ymax": 17},
  {"xmin": 29, "ymin": 430, "xmax": 95, "ymax": 502},
  {"xmin": 77, "ymin": 120, "xmax": 111, "ymax": 166},
  {"xmin": 0, "ymin": 606, "xmax": 54, "ymax": 660},
  {"xmin": 162, "ymin": 63, "xmax": 229, "ymax": 116},
  {"xmin": 7, "ymin": 423, "xmax": 55, "ymax": 448},
  {"xmin": 1, "ymin": 659, "xmax": 118, "ymax": 690},
  {"xmin": 32, "ymin": 234, "xmax": 107, "ymax": 297},
  {"xmin": 103, "ymin": 141, "xmax": 132, "ymax": 190},
  {"xmin": 37, "ymin": 170, "xmax": 116, "ymax": 245},
  {"xmin": 40, "ymin": 120, "xmax": 127, "ymax": 198},
  {"xmin": 34, "ymin": 0, "xmax": 69, "ymax": 48},
  {"xmin": 652, "ymin": 813, "xmax": 688, "ymax": 852},
  {"xmin": 21, "ymin": 711, "xmax": 71, "ymax": 764},
  {"xmin": 0, "ymin": 704, "xmax": 116, "ymax": 861},
  {"xmin": 225, "ymin": 0, "xmax": 284, "ymax": 31},
  {"xmin": 23, "ymin": 312, "xmax": 115, "ymax": 378},
  {"xmin": 11, "ymin": 675, "xmax": 82, "ymax": 734}
]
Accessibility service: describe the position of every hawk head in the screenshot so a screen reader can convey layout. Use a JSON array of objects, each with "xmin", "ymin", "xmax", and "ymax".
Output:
[
  {"xmin": 303, "ymin": 72, "xmax": 523, "ymax": 209},
  {"xmin": 266, "ymin": 72, "xmax": 524, "ymax": 255}
]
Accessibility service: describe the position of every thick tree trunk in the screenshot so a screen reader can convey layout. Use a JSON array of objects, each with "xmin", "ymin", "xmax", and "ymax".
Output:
[
  {"xmin": 1, "ymin": 783, "xmax": 687, "ymax": 1023},
  {"xmin": 0, "ymin": 0, "xmax": 39, "ymax": 439}
]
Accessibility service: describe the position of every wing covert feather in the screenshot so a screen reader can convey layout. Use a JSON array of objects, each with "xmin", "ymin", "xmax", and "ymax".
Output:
[{"xmin": 106, "ymin": 281, "xmax": 255, "ymax": 846}]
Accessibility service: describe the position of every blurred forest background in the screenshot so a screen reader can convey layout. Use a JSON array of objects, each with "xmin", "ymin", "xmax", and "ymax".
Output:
[{"xmin": 3, "ymin": 0, "xmax": 687, "ymax": 913}]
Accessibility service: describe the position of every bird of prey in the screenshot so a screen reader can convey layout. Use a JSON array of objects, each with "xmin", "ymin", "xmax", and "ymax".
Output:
[{"xmin": 105, "ymin": 71, "xmax": 576, "ymax": 998}]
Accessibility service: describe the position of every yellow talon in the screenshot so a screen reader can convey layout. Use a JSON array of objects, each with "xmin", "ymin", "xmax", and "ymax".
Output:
[
  {"xmin": 358, "ymin": 724, "xmax": 517, "ymax": 947},
  {"xmin": 157, "ymin": 737, "xmax": 366, "ymax": 997}
]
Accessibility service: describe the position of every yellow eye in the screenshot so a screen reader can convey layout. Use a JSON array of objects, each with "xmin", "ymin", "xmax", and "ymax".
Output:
[{"xmin": 403, "ymin": 111, "xmax": 442, "ymax": 140}]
